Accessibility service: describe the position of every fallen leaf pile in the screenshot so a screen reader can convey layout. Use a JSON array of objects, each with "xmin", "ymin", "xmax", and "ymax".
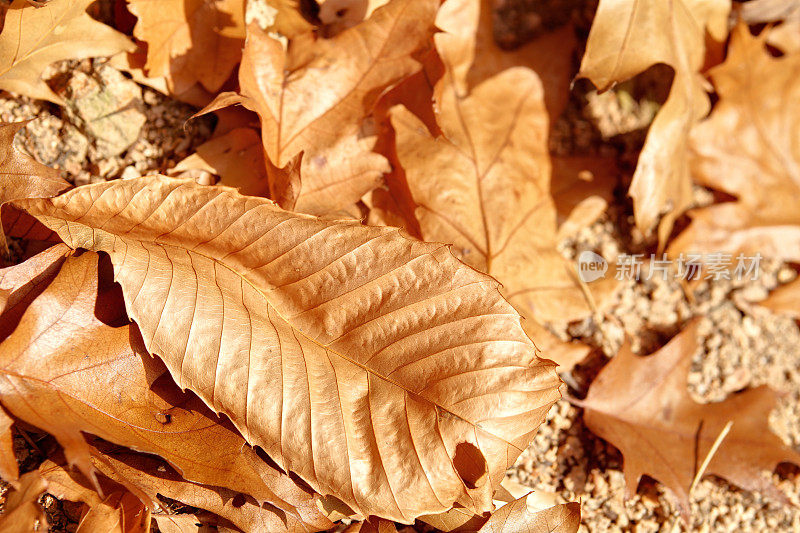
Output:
[{"xmin": 0, "ymin": 0, "xmax": 798, "ymax": 531}]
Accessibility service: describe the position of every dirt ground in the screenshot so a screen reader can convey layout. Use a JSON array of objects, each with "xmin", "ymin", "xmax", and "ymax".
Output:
[{"xmin": 2, "ymin": 1, "xmax": 800, "ymax": 531}]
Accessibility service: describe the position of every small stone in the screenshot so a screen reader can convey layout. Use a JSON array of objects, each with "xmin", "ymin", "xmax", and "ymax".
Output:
[
  {"xmin": 62, "ymin": 64, "xmax": 146, "ymax": 158},
  {"xmin": 120, "ymin": 166, "xmax": 142, "ymax": 180}
]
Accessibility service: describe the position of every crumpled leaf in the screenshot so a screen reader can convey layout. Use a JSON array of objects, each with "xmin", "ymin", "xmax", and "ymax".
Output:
[
  {"xmin": 476, "ymin": 500, "xmax": 580, "ymax": 533},
  {"xmin": 0, "ymin": 470, "xmax": 48, "ymax": 532},
  {"xmin": 234, "ymin": 0, "xmax": 437, "ymax": 213},
  {"xmin": 128, "ymin": 0, "xmax": 246, "ymax": 94},
  {"xmin": 669, "ymin": 24, "xmax": 800, "ymax": 261},
  {"xmin": 0, "ymin": 0, "xmax": 134, "ymax": 103},
  {"xmin": 0, "ymin": 251, "xmax": 330, "ymax": 530},
  {"xmin": 0, "ymin": 122, "xmax": 70, "ymax": 251},
  {"xmin": 15, "ymin": 175, "xmax": 561, "ymax": 523},
  {"xmin": 578, "ymin": 0, "xmax": 730, "ymax": 245},
  {"xmin": 581, "ymin": 320, "xmax": 800, "ymax": 519}
]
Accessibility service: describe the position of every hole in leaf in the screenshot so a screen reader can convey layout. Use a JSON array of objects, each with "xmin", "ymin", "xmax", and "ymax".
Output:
[
  {"xmin": 453, "ymin": 442, "xmax": 487, "ymax": 489},
  {"xmin": 232, "ymin": 493, "xmax": 246, "ymax": 508}
]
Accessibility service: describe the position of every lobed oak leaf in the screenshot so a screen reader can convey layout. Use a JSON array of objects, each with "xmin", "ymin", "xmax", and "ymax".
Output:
[
  {"xmin": 0, "ymin": 251, "xmax": 330, "ymax": 530},
  {"xmin": 435, "ymin": 0, "xmax": 577, "ymax": 123},
  {"xmin": 581, "ymin": 320, "xmax": 800, "ymax": 519},
  {"xmin": 0, "ymin": 0, "xmax": 135, "ymax": 104},
  {"xmin": 0, "ymin": 122, "xmax": 70, "ymax": 251},
  {"xmin": 127, "ymin": 0, "xmax": 246, "ymax": 94},
  {"xmin": 391, "ymin": 63, "xmax": 611, "ymax": 369},
  {"xmin": 14, "ymin": 175, "xmax": 561, "ymax": 523},
  {"xmin": 263, "ymin": 0, "xmax": 318, "ymax": 39},
  {"xmin": 578, "ymin": 0, "xmax": 730, "ymax": 245},
  {"xmin": 669, "ymin": 24, "xmax": 800, "ymax": 261},
  {"xmin": 0, "ymin": 470, "xmax": 48, "ymax": 532},
  {"xmin": 294, "ymin": 129, "xmax": 390, "ymax": 216}
]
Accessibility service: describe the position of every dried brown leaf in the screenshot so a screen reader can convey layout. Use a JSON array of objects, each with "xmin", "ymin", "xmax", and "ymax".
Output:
[
  {"xmin": 174, "ymin": 128, "xmax": 270, "ymax": 197},
  {"xmin": 0, "ymin": 406, "xmax": 17, "ymax": 487},
  {"xmin": 582, "ymin": 320, "xmax": 800, "ymax": 519},
  {"xmin": 0, "ymin": 122, "xmax": 69, "ymax": 251},
  {"xmin": 15, "ymin": 175, "xmax": 561, "ymax": 523},
  {"xmin": 391, "ymin": 23, "xmax": 612, "ymax": 362},
  {"xmin": 476, "ymin": 500, "xmax": 580, "ymax": 533},
  {"xmin": 0, "ymin": 0, "xmax": 134, "ymax": 103},
  {"xmin": 761, "ymin": 278, "xmax": 800, "ymax": 319},
  {"xmin": 236, "ymin": 0, "xmax": 437, "ymax": 213},
  {"xmin": 669, "ymin": 24, "xmax": 800, "ymax": 261},
  {"xmin": 0, "ymin": 252, "xmax": 330, "ymax": 529},
  {"xmin": 128, "ymin": 0, "xmax": 246, "ymax": 94},
  {"xmin": 578, "ymin": 0, "xmax": 730, "ymax": 244},
  {"xmin": 0, "ymin": 470, "xmax": 48, "ymax": 532}
]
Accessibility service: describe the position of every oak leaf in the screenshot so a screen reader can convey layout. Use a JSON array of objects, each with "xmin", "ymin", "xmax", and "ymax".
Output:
[
  {"xmin": 578, "ymin": 0, "xmax": 730, "ymax": 244},
  {"xmin": 14, "ymin": 175, "xmax": 561, "ymax": 523},
  {"xmin": 435, "ymin": 0, "xmax": 577, "ymax": 123},
  {"xmin": 669, "ymin": 24, "xmax": 800, "ymax": 261},
  {"xmin": 581, "ymin": 320, "xmax": 800, "ymax": 518},
  {"xmin": 391, "ymin": 11, "xmax": 614, "ymax": 369},
  {"xmin": 263, "ymin": 0, "xmax": 317, "ymax": 39},
  {"xmin": 0, "ymin": 251, "xmax": 330, "ymax": 530},
  {"xmin": 127, "ymin": 0, "xmax": 246, "ymax": 94},
  {"xmin": 0, "ymin": 122, "xmax": 70, "ymax": 251},
  {"xmin": 0, "ymin": 0, "xmax": 134, "ymax": 104}
]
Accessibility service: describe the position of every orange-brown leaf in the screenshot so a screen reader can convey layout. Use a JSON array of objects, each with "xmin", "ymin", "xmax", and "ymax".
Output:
[
  {"xmin": 0, "ymin": 252, "xmax": 329, "ymax": 529},
  {"xmin": 15, "ymin": 175, "xmax": 561, "ymax": 523},
  {"xmin": 0, "ymin": 406, "xmax": 17, "ymax": 487},
  {"xmin": 0, "ymin": 122, "xmax": 70, "ymax": 250},
  {"xmin": 669, "ymin": 24, "xmax": 800, "ymax": 261},
  {"xmin": 173, "ymin": 127, "xmax": 270, "ymax": 197},
  {"xmin": 0, "ymin": 470, "xmax": 48, "ymax": 531},
  {"xmin": 582, "ymin": 320, "xmax": 800, "ymax": 518},
  {"xmin": 0, "ymin": 0, "xmax": 134, "ymax": 103},
  {"xmin": 477, "ymin": 500, "xmax": 580, "ymax": 533},
  {"xmin": 128, "ymin": 0, "xmax": 246, "ymax": 94},
  {"xmin": 578, "ymin": 0, "xmax": 729, "ymax": 244}
]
